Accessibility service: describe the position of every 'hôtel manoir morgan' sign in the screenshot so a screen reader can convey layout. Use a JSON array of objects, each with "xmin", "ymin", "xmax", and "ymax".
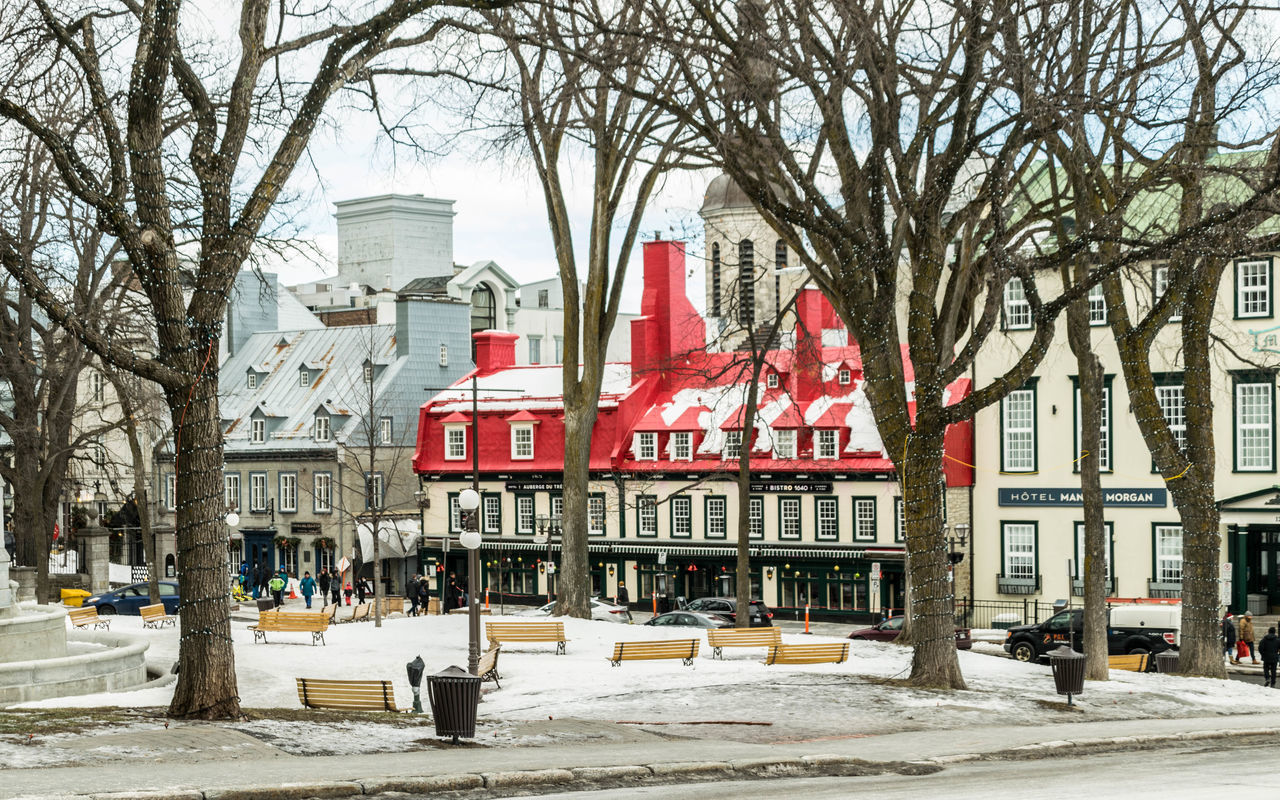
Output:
[{"xmin": 998, "ymin": 487, "xmax": 1167, "ymax": 508}]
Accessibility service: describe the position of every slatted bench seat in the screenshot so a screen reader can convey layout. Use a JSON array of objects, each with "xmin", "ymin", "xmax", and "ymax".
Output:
[
  {"xmin": 140, "ymin": 603, "xmax": 176, "ymax": 629},
  {"xmin": 478, "ymin": 645, "xmax": 502, "ymax": 687},
  {"xmin": 295, "ymin": 678, "xmax": 400, "ymax": 712},
  {"xmin": 68, "ymin": 607, "xmax": 110, "ymax": 630},
  {"xmin": 377, "ymin": 597, "xmax": 405, "ymax": 616},
  {"xmin": 706, "ymin": 627, "xmax": 781, "ymax": 659},
  {"xmin": 609, "ymin": 639, "xmax": 700, "ymax": 666},
  {"xmin": 765, "ymin": 642, "xmax": 849, "ymax": 665},
  {"xmin": 486, "ymin": 621, "xmax": 569, "ymax": 655},
  {"xmin": 1108, "ymin": 653, "xmax": 1150, "ymax": 672},
  {"xmin": 319, "ymin": 602, "xmax": 338, "ymax": 623},
  {"xmin": 339, "ymin": 602, "xmax": 371, "ymax": 624},
  {"xmin": 251, "ymin": 610, "xmax": 329, "ymax": 645}
]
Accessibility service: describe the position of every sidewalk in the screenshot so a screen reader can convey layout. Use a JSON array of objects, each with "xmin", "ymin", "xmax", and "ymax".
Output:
[{"xmin": 7, "ymin": 711, "xmax": 1280, "ymax": 800}]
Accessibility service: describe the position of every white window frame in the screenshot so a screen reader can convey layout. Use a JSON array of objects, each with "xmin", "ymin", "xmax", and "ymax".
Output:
[
  {"xmin": 1002, "ymin": 522, "xmax": 1036, "ymax": 580},
  {"xmin": 766, "ymin": 373, "xmax": 779, "ymax": 388},
  {"xmin": 249, "ymin": 473, "xmax": 268, "ymax": 512},
  {"xmin": 483, "ymin": 495, "xmax": 501, "ymax": 533},
  {"xmin": 379, "ymin": 417, "xmax": 393, "ymax": 445},
  {"xmin": 278, "ymin": 473, "xmax": 298, "ymax": 513},
  {"xmin": 1236, "ymin": 379, "xmax": 1274, "ymax": 471},
  {"xmin": 528, "ymin": 336, "xmax": 542, "ymax": 364},
  {"xmin": 638, "ymin": 495, "xmax": 658, "ymax": 536},
  {"xmin": 164, "ymin": 473, "xmax": 176, "ymax": 511},
  {"xmin": 588, "ymin": 495, "xmax": 605, "ymax": 536},
  {"xmin": 1153, "ymin": 263, "xmax": 1182, "ymax": 322},
  {"xmin": 1237, "ymin": 259, "xmax": 1271, "ymax": 318},
  {"xmin": 706, "ymin": 497, "xmax": 727, "ymax": 539},
  {"xmin": 722, "ymin": 430, "xmax": 743, "ymax": 460},
  {"xmin": 1155, "ymin": 524, "xmax": 1183, "ymax": 583},
  {"xmin": 748, "ymin": 496, "xmax": 764, "ymax": 539},
  {"xmin": 554, "ymin": 335, "xmax": 564, "ymax": 364},
  {"xmin": 1156, "ymin": 383, "xmax": 1187, "ymax": 453},
  {"xmin": 816, "ymin": 497, "xmax": 838, "ymax": 541},
  {"xmin": 247, "ymin": 372, "xmax": 257, "ymax": 389},
  {"xmin": 1087, "ymin": 284, "xmax": 1107, "ymax": 325},
  {"xmin": 672, "ymin": 496, "xmax": 692, "ymax": 538},
  {"xmin": 223, "ymin": 473, "xmax": 240, "ymax": 511},
  {"xmin": 445, "ymin": 425, "xmax": 467, "ymax": 461},
  {"xmin": 363, "ymin": 363, "xmax": 374, "ymax": 383},
  {"xmin": 773, "ymin": 428, "xmax": 796, "ymax": 460},
  {"xmin": 671, "ymin": 431, "xmax": 692, "ymax": 461},
  {"xmin": 313, "ymin": 473, "xmax": 332, "ymax": 513},
  {"xmin": 635, "ymin": 432, "xmax": 657, "ymax": 461},
  {"xmin": 838, "ymin": 369, "xmax": 851, "ymax": 385},
  {"xmin": 313, "ymin": 414, "xmax": 331, "ymax": 442},
  {"xmin": 853, "ymin": 498, "xmax": 876, "ymax": 541},
  {"xmin": 815, "ymin": 429, "xmax": 838, "ymax": 460},
  {"xmin": 365, "ymin": 472, "xmax": 385, "ymax": 510},
  {"xmin": 780, "ymin": 497, "xmax": 801, "ymax": 539},
  {"xmin": 895, "ymin": 497, "xmax": 905, "ymax": 542},
  {"xmin": 250, "ymin": 418, "xmax": 265, "ymax": 444},
  {"xmin": 1074, "ymin": 382, "xmax": 1112, "ymax": 472},
  {"xmin": 516, "ymin": 495, "xmax": 534, "ymax": 533},
  {"xmin": 299, "ymin": 369, "xmax": 310, "ymax": 388},
  {"xmin": 90, "ymin": 370, "xmax": 104, "ymax": 403},
  {"xmin": 1001, "ymin": 386, "xmax": 1036, "ymax": 472},
  {"xmin": 1003, "ymin": 277, "xmax": 1032, "ymax": 329},
  {"xmin": 511, "ymin": 423, "xmax": 534, "ymax": 460},
  {"xmin": 1073, "ymin": 521, "xmax": 1113, "ymax": 579}
]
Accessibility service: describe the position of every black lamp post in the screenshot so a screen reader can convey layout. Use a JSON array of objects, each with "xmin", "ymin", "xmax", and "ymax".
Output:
[{"xmin": 534, "ymin": 514, "xmax": 561, "ymax": 604}]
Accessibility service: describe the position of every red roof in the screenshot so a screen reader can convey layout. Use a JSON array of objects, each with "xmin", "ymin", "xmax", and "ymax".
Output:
[
  {"xmin": 440, "ymin": 411, "xmax": 471, "ymax": 424},
  {"xmin": 811, "ymin": 402, "xmax": 853, "ymax": 428},
  {"xmin": 505, "ymin": 410, "xmax": 541, "ymax": 423},
  {"xmin": 769, "ymin": 405, "xmax": 806, "ymax": 429}
]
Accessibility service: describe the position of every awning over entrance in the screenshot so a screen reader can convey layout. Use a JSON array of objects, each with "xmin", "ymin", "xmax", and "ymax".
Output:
[
  {"xmin": 357, "ymin": 517, "xmax": 420, "ymax": 559},
  {"xmin": 435, "ymin": 538, "xmax": 904, "ymax": 561}
]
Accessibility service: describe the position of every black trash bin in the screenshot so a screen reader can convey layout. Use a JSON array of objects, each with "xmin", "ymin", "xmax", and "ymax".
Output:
[
  {"xmin": 256, "ymin": 598, "xmax": 275, "ymax": 613},
  {"xmin": 1048, "ymin": 645, "xmax": 1085, "ymax": 705},
  {"xmin": 1154, "ymin": 650, "xmax": 1180, "ymax": 674},
  {"xmin": 427, "ymin": 665, "xmax": 481, "ymax": 743}
]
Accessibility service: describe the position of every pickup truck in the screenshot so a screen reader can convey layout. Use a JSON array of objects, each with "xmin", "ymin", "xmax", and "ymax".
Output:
[{"xmin": 1003, "ymin": 606, "xmax": 1179, "ymax": 663}]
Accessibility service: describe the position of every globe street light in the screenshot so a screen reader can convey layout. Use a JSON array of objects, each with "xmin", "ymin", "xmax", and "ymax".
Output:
[{"xmin": 457, "ymin": 482, "xmax": 482, "ymax": 673}]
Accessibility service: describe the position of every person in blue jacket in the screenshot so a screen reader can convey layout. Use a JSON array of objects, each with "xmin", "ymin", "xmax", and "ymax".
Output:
[{"xmin": 299, "ymin": 571, "xmax": 317, "ymax": 609}]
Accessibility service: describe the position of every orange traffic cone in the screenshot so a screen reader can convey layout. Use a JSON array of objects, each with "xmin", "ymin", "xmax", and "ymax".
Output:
[{"xmin": 288, "ymin": 583, "xmax": 299, "ymax": 599}]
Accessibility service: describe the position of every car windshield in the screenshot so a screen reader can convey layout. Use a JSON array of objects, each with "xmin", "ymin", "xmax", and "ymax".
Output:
[{"xmin": 881, "ymin": 617, "xmax": 904, "ymax": 631}]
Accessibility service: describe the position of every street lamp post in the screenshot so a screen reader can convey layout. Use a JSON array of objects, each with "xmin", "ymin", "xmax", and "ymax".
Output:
[
  {"xmin": 534, "ymin": 514, "xmax": 561, "ymax": 605},
  {"xmin": 947, "ymin": 524, "xmax": 970, "ymax": 624}
]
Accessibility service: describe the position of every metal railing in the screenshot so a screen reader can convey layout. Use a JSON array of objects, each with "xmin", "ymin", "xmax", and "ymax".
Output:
[{"xmin": 955, "ymin": 598, "xmax": 1059, "ymax": 629}]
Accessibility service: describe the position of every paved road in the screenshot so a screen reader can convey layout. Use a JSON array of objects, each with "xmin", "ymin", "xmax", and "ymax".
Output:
[{"xmin": 526, "ymin": 737, "xmax": 1280, "ymax": 799}]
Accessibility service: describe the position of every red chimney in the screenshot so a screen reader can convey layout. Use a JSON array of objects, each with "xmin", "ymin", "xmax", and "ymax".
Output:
[
  {"xmin": 630, "ymin": 240, "xmax": 705, "ymax": 385},
  {"xmin": 473, "ymin": 330, "xmax": 519, "ymax": 375},
  {"xmin": 793, "ymin": 289, "xmax": 835, "ymax": 401}
]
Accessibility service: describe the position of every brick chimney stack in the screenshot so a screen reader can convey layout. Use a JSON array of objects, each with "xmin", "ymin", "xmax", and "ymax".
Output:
[{"xmin": 473, "ymin": 330, "xmax": 519, "ymax": 375}]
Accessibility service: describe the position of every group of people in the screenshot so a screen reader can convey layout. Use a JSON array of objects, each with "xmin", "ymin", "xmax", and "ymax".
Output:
[
  {"xmin": 404, "ymin": 571, "xmax": 466, "ymax": 615},
  {"xmin": 236, "ymin": 564, "xmax": 377, "ymax": 610},
  {"xmin": 1222, "ymin": 610, "xmax": 1280, "ymax": 686}
]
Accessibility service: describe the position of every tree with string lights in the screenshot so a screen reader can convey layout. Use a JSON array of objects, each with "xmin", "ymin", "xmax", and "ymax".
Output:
[{"xmin": 0, "ymin": 0, "xmax": 517, "ymax": 719}]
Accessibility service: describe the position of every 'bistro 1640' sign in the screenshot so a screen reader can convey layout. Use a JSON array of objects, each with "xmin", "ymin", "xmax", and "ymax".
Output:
[{"xmin": 998, "ymin": 487, "xmax": 1168, "ymax": 507}]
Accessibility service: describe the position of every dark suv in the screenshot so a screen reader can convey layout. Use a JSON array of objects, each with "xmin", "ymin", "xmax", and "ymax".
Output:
[
  {"xmin": 1003, "ymin": 608, "xmax": 1176, "ymax": 663},
  {"xmin": 683, "ymin": 597, "xmax": 774, "ymax": 627}
]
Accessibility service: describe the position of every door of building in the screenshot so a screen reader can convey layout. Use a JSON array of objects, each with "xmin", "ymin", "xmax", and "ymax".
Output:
[
  {"xmin": 1247, "ymin": 527, "xmax": 1280, "ymax": 613},
  {"xmin": 243, "ymin": 531, "xmax": 275, "ymax": 579}
]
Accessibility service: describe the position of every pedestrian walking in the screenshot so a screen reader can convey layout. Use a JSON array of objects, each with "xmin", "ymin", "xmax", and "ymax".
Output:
[
  {"xmin": 417, "ymin": 576, "xmax": 433, "ymax": 616},
  {"xmin": 268, "ymin": 571, "xmax": 286, "ymax": 608},
  {"xmin": 300, "ymin": 571, "xmax": 317, "ymax": 609},
  {"xmin": 1223, "ymin": 611, "xmax": 1238, "ymax": 664},
  {"xmin": 1241, "ymin": 611, "xmax": 1259, "ymax": 665},
  {"xmin": 1261, "ymin": 627, "xmax": 1280, "ymax": 687},
  {"xmin": 330, "ymin": 568, "xmax": 342, "ymax": 606},
  {"xmin": 343, "ymin": 581, "xmax": 353, "ymax": 605},
  {"xmin": 252, "ymin": 565, "xmax": 264, "ymax": 599},
  {"xmin": 615, "ymin": 581, "xmax": 632, "ymax": 622},
  {"xmin": 318, "ymin": 570, "xmax": 331, "ymax": 602},
  {"xmin": 356, "ymin": 577, "xmax": 367, "ymax": 604},
  {"xmin": 407, "ymin": 574, "xmax": 420, "ymax": 616}
]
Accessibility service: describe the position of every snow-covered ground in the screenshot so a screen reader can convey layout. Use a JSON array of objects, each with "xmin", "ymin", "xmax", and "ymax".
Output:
[{"xmin": 4, "ymin": 610, "xmax": 1276, "ymax": 768}]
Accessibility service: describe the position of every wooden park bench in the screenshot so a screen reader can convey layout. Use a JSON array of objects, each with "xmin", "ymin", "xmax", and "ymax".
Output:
[
  {"xmin": 1108, "ymin": 653, "xmax": 1150, "ymax": 672},
  {"xmin": 295, "ymin": 678, "xmax": 400, "ymax": 712},
  {"xmin": 339, "ymin": 602, "xmax": 371, "ymax": 624},
  {"xmin": 377, "ymin": 596, "xmax": 405, "ymax": 616},
  {"xmin": 765, "ymin": 642, "xmax": 849, "ymax": 665},
  {"xmin": 251, "ymin": 610, "xmax": 329, "ymax": 645},
  {"xmin": 609, "ymin": 639, "xmax": 700, "ymax": 667},
  {"xmin": 319, "ymin": 602, "xmax": 338, "ymax": 623},
  {"xmin": 478, "ymin": 645, "xmax": 502, "ymax": 688},
  {"xmin": 67, "ymin": 607, "xmax": 110, "ymax": 630},
  {"xmin": 706, "ymin": 627, "xmax": 781, "ymax": 659},
  {"xmin": 486, "ymin": 621, "xmax": 569, "ymax": 655},
  {"xmin": 140, "ymin": 603, "xmax": 176, "ymax": 629}
]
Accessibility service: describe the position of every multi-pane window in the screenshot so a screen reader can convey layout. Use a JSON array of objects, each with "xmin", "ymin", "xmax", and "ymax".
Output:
[
  {"xmin": 251, "ymin": 418, "xmax": 265, "ymax": 443},
  {"xmin": 449, "ymin": 495, "xmax": 462, "ymax": 532},
  {"xmin": 895, "ymin": 497, "xmax": 905, "ymax": 542},
  {"xmin": 773, "ymin": 429, "xmax": 796, "ymax": 459},
  {"xmin": 250, "ymin": 473, "xmax": 267, "ymax": 511},
  {"xmin": 516, "ymin": 496, "xmax": 535, "ymax": 533},
  {"xmin": 1157, "ymin": 383, "xmax": 1187, "ymax": 453},
  {"xmin": 483, "ymin": 495, "xmax": 501, "ymax": 533},
  {"xmin": 299, "ymin": 369, "xmax": 310, "ymax": 387},
  {"xmin": 164, "ymin": 473, "xmax": 176, "ymax": 510},
  {"xmin": 710, "ymin": 243, "xmax": 721, "ymax": 317},
  {"xmin": 1155, "ymin": 524, "xmax": 1183, "ymax": 583},
  {"xmin": 529, "ymin": 336, "xmax": 542, "ymax": 364},
  {"xmin": 1002, "ymin": 522, "xmax": 1036, "ymax": 580},
  {"xmin": 363, "ymin": 363, "xmax": 373, "ymax": 383},
  {"xmin": 1236, "ymin": 377, "xmax": 1274, "ymax": 471},
  {"xmin": 247, "ymin": 372, "xmax": 257, "ymax": 389},
  {"xmin": 738, "ymin": 239, "xmax": 755, "ymax": 327},
  {"xmin": 1074, "ymin": 382, "xmax": 1111, "ymax": 471},
  {"xmin": 364, "ymin": 472, "xmax": 384, "ymax": 510},
  {"xmin": 779, "ymin": 497, "xmax": 801, "ymax": 539},
  {"xmin": 313, "ymin": 414, "xmax": 330, "ymax": 442},
  {"xmin": 1001, "ymin": 385, "xmax": 1036, "ymax": 472},
  {"xmin": 671, "ymin": 432, "xmax": 692, "ymax": 461},
  {"xmin": 815, "ymin": 429, "xmax": 838, "ymax": 460},
  {"xmin": 445, "ymin": 426, "xmax": 466, "ymax": 460},
  {"xmin": 92, "ymin": 437, "xmax": 106, "ymax": 468},
  {"xmin": 853, "ymin": 498, "xmax": 876, "ymax": 541},
  {"xmin": 838, "ymin": 369, "xmax": 851, "ymax": 385},
  {"xmin": 723, "ymin": 430, "xmax": 743, "ymax": 460},
  {"xmin": 766, "ymin": 373, "xmax": 779, "ymax": 388},
  {"xmin": 554, "ymin": 336, "xmax": 564, "ymax": 364},
  {"xmin": 1088, "ymin": 284, "xmax": 1107, "ymax": 325},
  {"xmin": 816, "ymin": 497, "xmax": 838, "ymax": 541},
  {"xmin": 706, "ymin": 497, "xmax": 727, "ymax": 539},
  {"xmin": 1073, "ymin": 522, "xmax": 1113, "ymax": 579},
  {"xmin": 672, "ymin": 496, "xmax": 692, "ymax": 538},
  {"xmin": 89, "ymin": 370, "xmax": 104, "ymax": 403},
  {"xmin": 511, "ymin": 424, "xmax": 534, "ymax": 459},
  {"xmin": 1003, "ymin": 277, "xmax": 1031, "ymax": 329},
  {"xmin": 224, "ymin": 473, "xmax": 240, "ymax": 511},
  {"xmin": 1153, "ymin": 264, "xmax": 1182, "ymax": 322},
  {"xmin": 749, "ymin": 496, "xmax": 764, "ymax": 539},
  {"xmin": 1237, "ymin": 259, "xmax": 1271, "ymax": 318},
  {"xmin": 313, "ymin": 473, "xmax": 332, "ymax": 513},
  {"xmin": 635, "ymin": 432, "xmax": 657, "ymax": 461},
  {"xmin": 439, "ymin": 344, "xmax": 448, "ymax": 367},
  {"xmin": 379, "ymin": 417, "xmax": 392, "ymax": 445},
  {"xmin": 550, "ymin": 494, "xmax": 564, "ymax": 523},
  {"xmin": 637, "ymin": 495, "xmax": 658, "ymax": 536},
  {"xmin": 775, "ymin": 239, "xmax": 786, "ymax": 316},
  {"xmin": 538, "ymin": 289, "xmax": 550, "ymax": 308},
  {"xmin": 588, "ymin": 495, "xmax": 605, "ymax": 535},
  {"xmin": 278, "ymin": 473, "xmax": 297, "ymax": 512}
]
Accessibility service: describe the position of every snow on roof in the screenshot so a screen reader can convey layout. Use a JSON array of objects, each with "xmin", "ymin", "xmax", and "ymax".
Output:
[{"xmin": 428, "ymin": 363, "xmax": 631, "ymax": 412}]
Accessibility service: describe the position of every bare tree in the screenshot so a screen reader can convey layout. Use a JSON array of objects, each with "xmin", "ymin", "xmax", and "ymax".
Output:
[{"xmin": 0, "ymin": 0, "xmax": 515, "ymax": 719}]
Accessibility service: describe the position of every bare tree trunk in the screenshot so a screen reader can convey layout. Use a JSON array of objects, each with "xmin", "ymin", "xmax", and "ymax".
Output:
[
  {"xmin": 558, "ymin": 405, "xmax": 595, "ymax": 618},
  {"xmin": 118, "ymin": 387, "xmax": 159, "ymax": 602},
  {"xmin": 163, "ymin": 371, "xmax": 239, "ymax": 720},
  {"xmin": 735, "ymin": 366, "xmax": 762, "ymax": 628}
]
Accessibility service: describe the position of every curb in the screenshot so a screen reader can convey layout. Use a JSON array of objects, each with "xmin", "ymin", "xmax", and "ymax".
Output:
[{"xmin": 17, "ymin": 727, "xmax": 1280, "ymax": 800}]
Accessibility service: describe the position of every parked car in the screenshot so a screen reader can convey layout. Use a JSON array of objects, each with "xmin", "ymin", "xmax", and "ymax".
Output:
[
  {"xmin": 516, "ymin": 597, "xmax": 630, "ymax": 623},
  {"xmin": 682, "ymin": 597, "xmax": 774, "ymax": 627},
  {"xmin": 644, "ymin": 611, "xmax": 734, "ymax": 629},
  {"xmin": 847, "ymin": 615, "xmax": 973, "ymax": 649},
  {"xmin": 83, "ymin": 581, "xmax": 180, "ymax": 615},
  {"xmin": 1003, "ymin": 605, "xmax": 1180, "ymax": 663}
]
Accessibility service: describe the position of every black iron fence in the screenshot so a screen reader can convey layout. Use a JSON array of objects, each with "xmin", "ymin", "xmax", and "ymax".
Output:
[{"xmin": 955, "ymin": 598, "xmax": 1060, "ymax": 629}]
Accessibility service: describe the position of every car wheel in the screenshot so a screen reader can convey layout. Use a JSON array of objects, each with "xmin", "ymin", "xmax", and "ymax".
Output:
[
  {"xmin": 1011, "ymin": 640, "xmax": 1037, "ymax": 662},
  {"xmin": 98, "ymin": 605, "xmax": 117, "ymax": 616},
  {"xmin": 1127, "ymin": 645, "xmax": 1150, "ymax": 656}
]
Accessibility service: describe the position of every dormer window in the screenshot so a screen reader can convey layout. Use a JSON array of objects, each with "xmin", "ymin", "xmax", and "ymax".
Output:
[
  {"xmin": 838, "ymin": 369, "xmax": 851, "ymax": 385},
  {"xmin": 251, "ymin": 418, "xmax": 265, "ymax": 443},
  {"xmin": 773, "ymin": 429, "xmax": 797, "ymax": 459},
  {"xmin": 671, "ymin": 432, "xmax": 692, "ymax": 461},
  {"xmin": 722, "ymin": 430, "xmax": 742, "ymax": 460},
  {"xmin": 635, "ymin": 432, "xmax": 657, "ymax": 461},
  {"xmin": 766, "ymin": 373, "xmax": 779, "ymax": 388},
  {"xmin": 314, "ymin": 414, "xmax": 330, "ymax": 442},
  {"xmin": 247, "ymin": 372, "xmax": 257, "ymax": 389},
  {"xmin": 299, "ymin": 369, "xmax": 310, "ymax": 388},
  {"xmin": 445, "ymin": 424, "xmax": 467, "ymax": 460},
  {"xmin": 363, "ymin": 364, "xmax": 373, "ymax": 384},
  {"xmin": 815, "ymin": 429, "xmax": 838, "ymax": 459},
  {"xmin": 511, "ymin": 423, "xmax": 534, "ymax": 459}
]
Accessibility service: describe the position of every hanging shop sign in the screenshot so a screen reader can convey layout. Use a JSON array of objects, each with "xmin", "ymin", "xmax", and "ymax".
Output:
[
  {"xmin": 998, "ymin": 488, "xmax": 1167, "ymax": 508},
  {"xmin": 749, "ymin": 482, "xmax": 833, "ymax": 493},
  {"xmin": 505, "ymin": 481, "xmax": 564, "ymax": 491}
]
